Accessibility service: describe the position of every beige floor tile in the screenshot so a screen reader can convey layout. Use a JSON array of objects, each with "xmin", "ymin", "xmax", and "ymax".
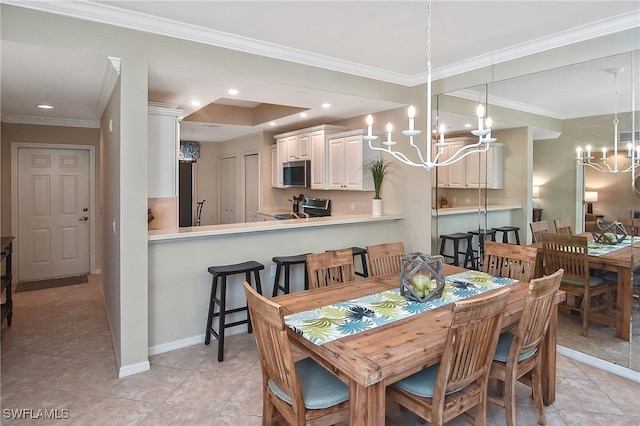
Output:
[
  {"xmin": 140, "ymin": 403, "xmax": 219, "ymax": 425},
  {"xmin": 163, "ymin": 370, "xmax": 240, "ymax": 410},
  {"xmin": 69, "ymin": 397, "xmax": 157, "ymax": 425},
  {"xmin": 553, "ymin": 377, "xmax": 625, "ymax": 415}
]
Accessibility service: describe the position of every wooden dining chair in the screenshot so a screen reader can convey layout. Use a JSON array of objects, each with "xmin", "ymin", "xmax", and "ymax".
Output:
[
  {"xmin": 553, "ymin": 217, "xmax": 573, "ymax": 235},
  {"xmin": 365, "ymin": 241, "xmax": 405, "ymax": 277},
  {"xmin": 617, "ymin": 217, "xmax": 640, "ymax": 237},
  {"xmin": 386, "ymin": 287, "xmax": 510, "ymax": 426},
  {"xmin": 488, "ymin": 268, "xmax": 564, "ymax": 426},
  {"xmin": 529, "ymin": 220, "xmax": 550, "ymax": 243},
  {"xmin": 541, "ymin": 232, "xmax": 615, "ymax": 336},
  {"xmin": 306, "ymin": 248, "xmax": 355, "ymax": 289},
  {"xmin": 482, "ymin": 241, "xmax": 538, "ymax": 282},
  {"xmin": 243, "ymin": 282, "xmax": 349, "ymax": 425}
]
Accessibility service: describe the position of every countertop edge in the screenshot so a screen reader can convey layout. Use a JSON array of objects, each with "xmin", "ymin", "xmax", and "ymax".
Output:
[
  {"xmin": 431, "ymin": 204, "xmax": 522, "ymax": 216},
  {"xmin": 149, "ymin": 214, "xmax": 404, "ymax": 242}
]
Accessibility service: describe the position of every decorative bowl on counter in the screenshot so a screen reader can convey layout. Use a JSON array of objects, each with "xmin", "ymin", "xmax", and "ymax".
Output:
[{"xmin": 400, "ymin": 252, "xmax": 445, "ymax": 302}]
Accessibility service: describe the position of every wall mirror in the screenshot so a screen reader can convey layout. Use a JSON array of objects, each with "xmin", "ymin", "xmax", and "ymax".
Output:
[{"xmin": 439, "ymin": 51, "xmax": 638, "ymax": 372}]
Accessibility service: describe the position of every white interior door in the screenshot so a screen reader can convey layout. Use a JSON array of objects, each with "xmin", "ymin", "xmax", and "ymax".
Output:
[
  {"xmin": 245, "ymin": 154, "xmax": 259, "ymax": 221},
  {"xmin": 220, "ymin": 156, "xmax": 236, "ymax": 224},
  {"xmin": 18, "ymin": 147, "xmax": 90, "ymax": 281}
]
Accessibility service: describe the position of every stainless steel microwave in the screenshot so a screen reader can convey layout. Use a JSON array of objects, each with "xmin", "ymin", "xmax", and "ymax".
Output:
[{"xmin": 283, "ymin": 160, "xmax": 310, "ymax": 188}]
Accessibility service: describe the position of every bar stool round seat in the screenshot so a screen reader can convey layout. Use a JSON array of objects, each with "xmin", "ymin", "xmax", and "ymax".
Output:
[
  {"xmin": 492, "ymin": 226, "xmax": 521, "ymax": 245},
  {"xmin": 271, "ymin": 254, "xmax": 310, "ymax": 297},
  {"xmin": 205, "ymin": 260, "xmax": 264, "ymax": 362},
  {"xmin": 439, "ymin": 233, "xmax": 475, "ymax": 269},
  {"xmin": 467, "ymin": 229, "xmax": 497, "ymax": 268},
  {"xmin": 326, "ymin": 247, "xmax": 369, "ymax": 277}
]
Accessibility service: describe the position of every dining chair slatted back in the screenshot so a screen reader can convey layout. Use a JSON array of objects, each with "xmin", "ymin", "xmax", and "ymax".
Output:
[
  {"xmin": 306, "ymin": 249, "xmax": 355, "ymax": 289},
  {"xmin": 488, "ymin": 268, "xmax": 564, "ymax": 426},
  {"xmin": 529, "ymin": 220, "xmax": 550, "ymax": 243},
  {"xmin": 553, "ymin": 217, "xmax": 573, "ymax": 235},
  {"xmin": 618, "ymin": 217, "xmax": 640, "ymax": 237},
  {"xmin": 541, "ymin": 232, "xmax": 614, "ymax": 336},
  {"xmin": 387, "ymin": 287, "xmax": 510, "ymax": 426},
  {"xmin": 482, "ymin": 241, "xmax": 538, "ymax": 283},
  {"xmin": 366, "ymin": 241, "xmax": 405, "ymax": 277},
  {"xmin": 243, "ymin": 282, "xmax": 349, "ymax": 425}
]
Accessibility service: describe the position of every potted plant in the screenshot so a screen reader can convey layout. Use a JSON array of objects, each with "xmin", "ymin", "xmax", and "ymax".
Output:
[{"xmin": 365, "ymin": 158, "xmax": 394, "ymax": 215}]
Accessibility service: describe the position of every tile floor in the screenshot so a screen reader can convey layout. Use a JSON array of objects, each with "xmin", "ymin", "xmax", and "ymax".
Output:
[{"xmin": 1, "ymin": 275, "xmax": 639, "ymax": 425}]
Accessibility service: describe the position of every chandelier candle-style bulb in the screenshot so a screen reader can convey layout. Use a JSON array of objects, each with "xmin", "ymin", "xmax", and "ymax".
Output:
[
  {"xmin": 601, "ymin": 147, "xmax": 607, "ymax": 160},
  {"xmin": 366, "ymin": 114, "xmax": 373, "ymax": 137},
  {"xmin": 408, "ymin": 106, "xmax": 415, "ymax": 131},
  {"xmin": 586, "ymin": 145, "xmax": 592, "ymax": 158},
  {"xmin": 386, "ymin": 123, "xmax": 393, "ymax": 144},
  {"xmin": 439, "ymin": 123, "xmax": 445, "ymax": 144},
  {"xmin": 476, "ymin": 104, "xmax": 484, "ymax": 131}
]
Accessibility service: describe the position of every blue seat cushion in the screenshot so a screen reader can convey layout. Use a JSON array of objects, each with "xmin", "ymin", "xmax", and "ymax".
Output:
[
  {"xmin": 493, "ymin": 332, "xmax": 537, "ymax": 363},
  {"xmin": 601, "ymin": 271, "xmax": 640, "ymax": 285},
  {"xmin": 561, "ymin": 275, "xmax": 604, "ymax": 287},
  {"xmin": 393, "ymin": 363, "xmax": 440, "ymax": 398},
  {"xmin": 268, "ymin": 357, "xmax": 349, "ymax": 410}
]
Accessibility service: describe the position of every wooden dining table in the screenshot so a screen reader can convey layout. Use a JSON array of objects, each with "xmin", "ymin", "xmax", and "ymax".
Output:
[
  {"xmin": 530, "ymin": 232, "xmax": 640, "ymax": 340},
  {"xmin": 274, "ymin": 264, "xmax": 566, "ymax": 425}
]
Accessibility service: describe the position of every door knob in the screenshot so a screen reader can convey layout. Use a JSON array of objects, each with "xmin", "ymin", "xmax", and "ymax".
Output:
[{"xmin": 79, "ymin": 216, "xmax": 88, "ymax": 221}]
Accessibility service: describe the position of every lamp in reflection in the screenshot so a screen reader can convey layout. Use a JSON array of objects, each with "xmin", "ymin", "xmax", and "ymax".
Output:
[
  {"xmin": 584, "ymin": 191, "xmax": 598, "ymax": 214},
  {"xmin": 363, "ymin": 0, "xmax": 496, "ymax": 170},
  {"xmin": 576, "ymin": 68, "xmax": 639, "ymax": 174}
]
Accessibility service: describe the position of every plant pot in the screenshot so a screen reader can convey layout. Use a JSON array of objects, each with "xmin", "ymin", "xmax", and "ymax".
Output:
[{"xmin": 372, "ymin": 198, "xmax": 383, "ymax": 216}]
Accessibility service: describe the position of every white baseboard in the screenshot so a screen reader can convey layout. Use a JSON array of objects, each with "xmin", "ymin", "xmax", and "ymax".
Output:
[
  {"xmin": 557, "ymin": 345, "xmax": 640, "ymax": 383},
  {"xmin": 118, "ymin": 361, "xmax": 150, "ymax": 378},
  {"xmin": 148, "ymin": 334, "xmax": 205, "ymax": 356}
]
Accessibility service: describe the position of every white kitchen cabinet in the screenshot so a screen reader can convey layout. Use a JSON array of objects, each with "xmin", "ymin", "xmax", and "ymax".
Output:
[
  {"xmin": 432, "ymin": 137, "xmax": 473, "ymax": 188},
  {"xmin": 271, "ymin": 145, "xmax": 281, "ymax": 188},
  {"xmin": 286, "ymin": 133, "xmax": 311, "ymax": 161},
  {"xmin": 464, "ymin": 143, "xmax": 504, "ymax": 189},
  {"xmin": 148, "ymin": 105, "xmax": 183, "ymax": 198},
  {"xmin": 327, "ymin": 130, "xmax": 375, "ymax": 191},
  {"xmin": 274, "ymin": 125, "xmax": 347, "ymax": 189}
]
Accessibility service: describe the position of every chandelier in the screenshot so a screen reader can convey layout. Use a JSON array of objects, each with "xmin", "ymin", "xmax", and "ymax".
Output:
[
  {"xmin": 363, "ymin": 0, "xmax": 496, "ymax": 170},
  {"xmin": 575, "ymin": 68, "xmax": 639, "ymax": 174}
]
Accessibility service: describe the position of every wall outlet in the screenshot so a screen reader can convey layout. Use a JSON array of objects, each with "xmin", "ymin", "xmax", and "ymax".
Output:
[
  {"xmin": 465, "ymin": 197, "xmax": 471, "ymax": 204},
  {"xmin": 270, "ymin": 265, "xmax": 276, "ymax": 277},
  {"xmin": 506, "ymin": 191, "xmax": 512, "ymax": 198},
  {"xmin": 350, "ymin": 202, "xmax": 355, "ymax": 211},
  {"xmin": 452, "ymin": 197, "xmax": 457, "ymax": 203}
]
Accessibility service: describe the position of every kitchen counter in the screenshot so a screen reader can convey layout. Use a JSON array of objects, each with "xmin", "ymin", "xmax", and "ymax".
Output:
[
  {"xmin": 431, "ymin": 204, "xmax": 522, "ymax": 216},
  {"xmin": 148, "ymin": 213, "xmax": 403, "ymax": 242},
  {"xmin": 147, "ymin": 213, "xmax": 404, "ymax": 355}
]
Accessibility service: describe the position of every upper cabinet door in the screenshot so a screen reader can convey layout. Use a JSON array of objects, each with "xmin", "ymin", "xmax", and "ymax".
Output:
[{"xmin": 148, "ymin": 105, "xmax": 183, "ymax": 198}]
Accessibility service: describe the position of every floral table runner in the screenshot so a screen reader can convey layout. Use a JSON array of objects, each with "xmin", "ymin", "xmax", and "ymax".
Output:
[
  {"xmin": 588, "ymin": 236, "xmax": 640, "ymax": 257},
  {"xmin": 284, "ymin": 271, "xmax": 517, "ymax": 346}
]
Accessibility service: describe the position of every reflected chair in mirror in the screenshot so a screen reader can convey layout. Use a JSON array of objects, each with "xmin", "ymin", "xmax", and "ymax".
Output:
[
  {"xmin": 529, "ymin": 220, "xmax": 550, "ymax": 244},
  {"xmin": 243, "ymin": 282, "xmax": 349, "ymax": 425},
  {"xmin": 386, "ymin": 287, "xmax": 510, "ymax": 426},
  {"xmin": 553, "ymin": 217, "xmax": 573, "ymax": 235},
  {"xmin": 618, "ymin": 217, "xmax": 640, "ymax": 237},
  {"xmin": 488, "ymin": 268, "xmax": 564, "ymax": 426},
  {"xmin": 482, "ymin": 241, "xmax": 538, "ymax": 283},
  {"xmin": 541, "ymin": 233, "xmax": 615, "ymax": 336},
  {"xmin": 306, "ymin": 248, "xmax": 355, "ymax": 289},
  {"xmin": 365, "ymin": 241, "xmax": 405, "ymax": 277}
]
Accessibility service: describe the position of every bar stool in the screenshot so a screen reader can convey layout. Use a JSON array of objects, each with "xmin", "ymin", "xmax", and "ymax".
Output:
[
  {"xmin": 467, "ymin": 229, "xmax": 497, "ymax": 268},
  {"xmin": 326, "ymin": 247, "xmax": 369, "ymax": 278},
  {"xmin": 492, "ymin": 226, "xmax": 521, "ymax": 245},
  {"xmin": 205, "ymin": 260, "xmax": 264, "ymax": 361},
  {"xmin": 439, "ymin": 233, "xmax": 475, "ymax": 269},
  {"xmin": 271, "ymin": 254, "xmax": 309, "ymax": 296}
]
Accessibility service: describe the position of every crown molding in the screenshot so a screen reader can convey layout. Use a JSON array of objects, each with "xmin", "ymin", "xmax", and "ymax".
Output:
[
  {"xmin": 449, "ymin": 89, "xmax": 568, "ymax": 120},
  {"xmin": 4, "ymin": 1, "xmax": 638, "ymax": 87},
  {"xmin": 2, "ymin": 115, "xmax": 100, "ymax": 128}
]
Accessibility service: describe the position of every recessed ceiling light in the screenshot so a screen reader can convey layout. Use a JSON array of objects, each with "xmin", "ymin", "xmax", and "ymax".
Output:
[
  {"xmin": 464, "ymin": 123, "xmax": 472, "ymax": 128},
  {"xmin": 228, "ymin": 89, "xmax": 239, "ymax": 96},
  {"xmin": 322, "ymin": 103, "xmax": 331, "ymax": 108},
  {"xmin": 299, "ymin": 113, "xmax": 308, "ymax": 118},
  {"xmin": 37, "ymin": 98, "xmax": 53, "ymax": 109},
  {"xmin": 191, "ymin": 100, "xmax": 201, "ymax": 107},
  {"xmin": 269, "ymin": 122, "xmax": 277, "ymax": 126}
]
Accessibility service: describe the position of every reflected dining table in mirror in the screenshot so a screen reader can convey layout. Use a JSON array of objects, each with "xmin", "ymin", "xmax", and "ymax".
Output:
[
  {"xmin": 273, "ymin": 264, "xmax": 566, "ymax": 425},
  {"xmin": 530, "ymin": 232, "xmax": 640, "ymax": 341}
]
